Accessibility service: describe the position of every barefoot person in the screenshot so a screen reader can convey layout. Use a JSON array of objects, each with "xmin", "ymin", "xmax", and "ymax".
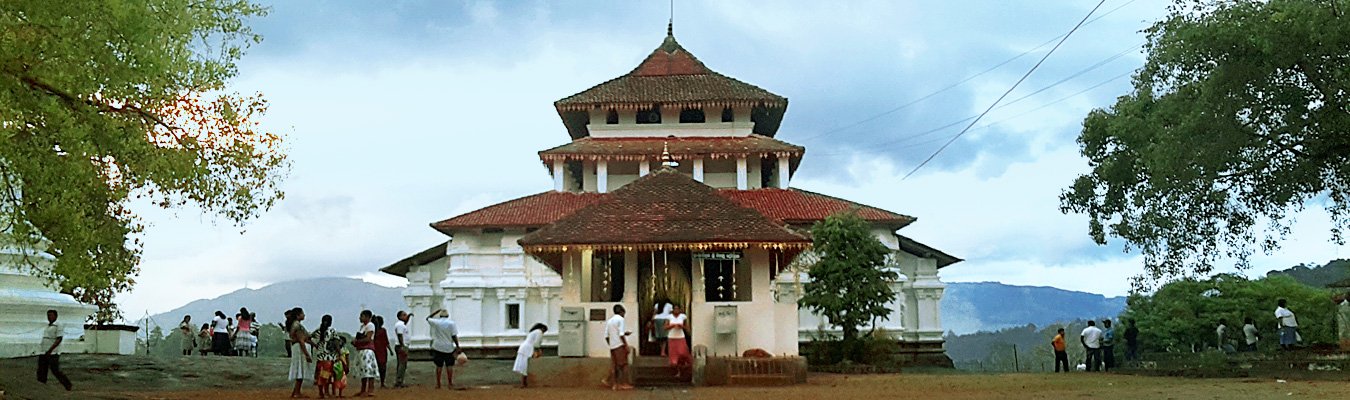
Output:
[
  {"xmin": 285, "ymin": 307, "xmax": 314, "ymax": 398},
  {"xmin": 178, "ymin": 315, "xmax": 195, "ymax": 356},
  {"xmin": 665, "ymin": 304, "xmax": 691, "ymax": 378},
  {"xmin": 311, "ymin": 315, "xmax": 341, "ymax": 399},
  {"xmin": 373, "ymin": 316, "xmax": 391, "ymax": 388},
  {"xmin": 352, "ymin": 310, "xmax": 379, "ymax": 397},
  {"xmin": 426, "ymin": 309, "xmax": 461, "ymax": 389},
  {"xmin": 392, "ymin": 311, "xmax": 411, "ymax": 388},
  {"xmin": 36, "ymin": 309, "xmax": 72, "ymax": 391},
  {"xmin": 605, "ymin": 305, "xmax": 633, "ymax": 390},
  {"xmin": 512, "ymin": 323, "xmax": 548, "ymax": 388}
]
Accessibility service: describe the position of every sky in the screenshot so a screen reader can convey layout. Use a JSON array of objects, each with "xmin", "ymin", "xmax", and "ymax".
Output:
[{"xmin": 114, "ymin": 0, "xmax": 1350, "ymax": 318}]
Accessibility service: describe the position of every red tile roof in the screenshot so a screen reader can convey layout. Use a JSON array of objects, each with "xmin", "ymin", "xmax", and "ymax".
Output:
[
  {"xmin": 518, "ymin": 169, "xmax": 809, "ymax": 248},
  {"xmin": 720, "ymin": 188, "xmax": 915, "ymax": 228},
  {"xmin": 429, "ymin": 192, "xmax": 608, "ymax": 233},
  {"xmin": 538, "ymin": 135, "xmax": 804, "ymax": 162}
]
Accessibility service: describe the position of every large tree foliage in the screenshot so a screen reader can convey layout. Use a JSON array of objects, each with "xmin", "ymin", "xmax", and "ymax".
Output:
[
  {"xmin": 799, "ymin": 213, "xmax": 898, "ymax": 352},
  {"xmin": 0, "ymin": 1, "xmax": 287, "ymax": 322},
  {"xmin": 1061, "ymin": 0, "xmax": 1350, "ymax": 286},
  {"xmin": 1121, "ymin": 274, "xmax": 1335, "ymax": 352}
]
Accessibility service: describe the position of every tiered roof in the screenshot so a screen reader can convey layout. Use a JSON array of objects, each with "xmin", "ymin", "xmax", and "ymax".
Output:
[
  {"xmin": 518, "ymin": 168, "xmax": 810, "ymax": 252},
  {"xmin": 538, "ymin": 134, "xmax": 803, "ymax": 165},
  {"xmin": 430, "ymin": 192, "xmax": 607, "ymax": 234},
  {"xmin": 554, "ymin": 31, "xmax": 788, "ymax": 139}
]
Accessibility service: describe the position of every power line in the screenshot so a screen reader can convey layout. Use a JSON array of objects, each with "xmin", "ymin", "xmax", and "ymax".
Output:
[
  {"xmin": 901, "ymin": 0, "xmax": 1109, "ymax": 180},
  {"xmin": 807, "ymin": 70, "xmax": 1134, "ymax": 158},
  {"xmin": 796, "ymin": 0, "xmax": 1139, "ymax": 142}
]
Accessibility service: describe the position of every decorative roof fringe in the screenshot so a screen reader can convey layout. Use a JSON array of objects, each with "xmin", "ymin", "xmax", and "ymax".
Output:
[{"xmin": 522, "ymin": 241, "xmax": 812, "ymax": 254}]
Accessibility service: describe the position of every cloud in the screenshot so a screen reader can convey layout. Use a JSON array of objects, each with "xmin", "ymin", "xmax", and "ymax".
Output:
[{"xmin": 112, "ymin": 0, "xmax": 1348, "ymax": 318}]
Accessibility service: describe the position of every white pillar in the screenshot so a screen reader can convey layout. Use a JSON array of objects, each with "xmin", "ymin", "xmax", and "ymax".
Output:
[
  {"xmin": 597, "ymin": 160, "xmax": 608, "ymax": 193},
  {"xmin": 552, "ymin": 160, "xmax": 565, "ymax": 191},
  {"xmin": 693, "ymin": 158, "xmax": 705, "ymax": 182},
  {"xmin": 777, "ymin": 157, "xmax": 790, "ymax": 189},
  {"xmin": 639, "ymin": 160, "xmax": 650, "ymax": 176},
  {"xmin": 736, "ymin": 157, "xmax": 748, "ymax": 190}
]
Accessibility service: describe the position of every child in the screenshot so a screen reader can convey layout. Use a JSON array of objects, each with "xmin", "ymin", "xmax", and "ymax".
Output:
[{"xmin": 334, "ymin": 346, "xmax": 350, "ymax": 397}]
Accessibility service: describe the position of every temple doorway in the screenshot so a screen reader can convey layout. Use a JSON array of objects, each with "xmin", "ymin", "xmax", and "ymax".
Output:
[{"xmin": 637, "ymin": 250, "xmax": 692, "ymax": 356}]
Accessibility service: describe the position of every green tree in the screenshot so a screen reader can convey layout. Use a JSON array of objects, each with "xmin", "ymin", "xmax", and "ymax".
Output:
[
  {"xmin": 1122, "ymin": 274, "xmax": 1335, "ymax": 353},
  {"xmin": 799, "ymin": 213, "xmax": 898, "ymax": 361},
  {"xmin": 1060, "ymin": 0, "xmax": 1350, "ymax": 286},
  {"xmin": 0, "ymin": 1, "xmax": 287, "ymax": 322}
]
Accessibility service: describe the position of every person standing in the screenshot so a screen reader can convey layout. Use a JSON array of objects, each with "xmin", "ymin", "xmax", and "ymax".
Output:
[
  {"xmin": 285, "ymin": 308, "xmax": 313, "ymax": 399},
  {"xmin": 1051, "ymin": 328, "xmax": 1069, "ymax": 372},
  {"xmin": 426, "ymin": 309, "xmax": 461, "ymax": 390},
  {"xmin": 605, "ymin": 304, "xmax": 633, "ymax": 390},
  {"xmin": 352, "ymin": 310, "xmax": 379, "ymax": 397},
  {"xmin": 1080, "ymin": 320, "xmax": 1103, "ymax": 372},
  {"xmin": 1123, "ymin": 319, "xmax": 1140, "ymax": 362},
  {"xmin": 392, "ymin": 311, "xmax": 411, "ymax": 388},
  {"xmin": 512, "ymin": 323, "xmax": 548, "ymax": 388},
  {"xmin": 36, "ymin": 309, "xmax": 72, "ymax": 391},
  {"xmin": 311, "ymin": 315, "xmax": 341, "ymax": 399},
  {"xmin": 234, "ymin": 308, "xmax": 254, "ymax": 357},
  {"xmin": 1101, "ymin": 319, "xmax": 1115, "ymax": 371},
  {"xmin": 665, "ymin": 305, "xmax": 691, "ymax": 378},
  {"xmin": 178, "ymin": 315, "xmax": 195, "ymax": 356},
  {"xmin": 197, "ymin": 323, "xmax": 212, "ymax": 357},
  {"xmin": 1242, "ymin": 317, "xmax": 1260, "ymax": 352},
  {"xmin": 373, "ymin": 315, "xmax": 391, "ymax": 388},
  {"xmin": 1216, "ymin": 318, "xmax": 1234, "ymax": 353},
  {"xmin": 211, "ymin": 310, "xmax": 230, "ymax": 355},
  {"xmin": 1275, "ymin": 299, "xmax": 1299, "ymax": 350}
]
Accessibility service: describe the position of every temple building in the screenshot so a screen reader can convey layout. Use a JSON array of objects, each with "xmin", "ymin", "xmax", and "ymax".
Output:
[{"xmin": 381, "ymin": 28, "xmax": 959, "ymax": 365}]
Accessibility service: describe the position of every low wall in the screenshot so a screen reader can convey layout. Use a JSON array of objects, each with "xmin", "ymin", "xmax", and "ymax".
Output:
[{"xmin": 700, "ymin": 356, "xmax": 807, "ymax": 386}]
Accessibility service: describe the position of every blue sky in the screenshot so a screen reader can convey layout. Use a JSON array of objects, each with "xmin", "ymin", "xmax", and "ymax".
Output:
[{"xmin": 115, "ymin": 0, "xmax": 1350, "ymax": 317}]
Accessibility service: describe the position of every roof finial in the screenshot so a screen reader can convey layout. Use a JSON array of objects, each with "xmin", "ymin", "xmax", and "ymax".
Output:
[
  {"xmin": 661, "ymin": 139, "xmax": 679, "ymax": 168},
  {"xmin": 668, "ymin": 0, "xmax": 674, "ymax": 36}
]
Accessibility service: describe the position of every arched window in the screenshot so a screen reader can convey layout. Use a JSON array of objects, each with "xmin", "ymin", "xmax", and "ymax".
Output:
[
  {"xmin": 721, "ymin": 107, "xmax": 734, "ymax": 122},
  {"xmin": 679, "ymin": 108, "xmax": 705, "ymax": 123},
  {"xmin": 636, "ymin": 105, "xmax": 662, "ymax": 124},
  {"xmin": 605, "ymin": 108, "xmax": 619, "ymax": 124}
]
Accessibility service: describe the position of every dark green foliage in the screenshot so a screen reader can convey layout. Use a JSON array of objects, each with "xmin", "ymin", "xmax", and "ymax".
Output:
[
  {"xmin": 798, "ymin": 213, "xmax": 898, "ymax": 361},
  {"xmin": 1121, "ymin": 274, "xmax": 1336, "ymax": 352},
  {"xmin": 1266, "ymin": 259, "xmax": 1350, "ymax": 287},
  {"xmin": 1060, "ymin": 0, "xmax": 1350, "ymax": 287}
]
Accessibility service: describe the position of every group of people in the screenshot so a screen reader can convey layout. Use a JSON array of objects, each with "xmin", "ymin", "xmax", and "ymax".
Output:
[
  {"xmin": 601, "ymin": 302, "xmax": 691, "ymax": 391},
  {"xmin": 178, "ymin": 307, "xmax": 258, "ymax": 357},
  {"xmin": 1051, "ymin": 298, "xmax": 1305, "ymax": 373},
  {"xmin": 283, "ymin": 308, "xmax": 403, "ymax": 398}
]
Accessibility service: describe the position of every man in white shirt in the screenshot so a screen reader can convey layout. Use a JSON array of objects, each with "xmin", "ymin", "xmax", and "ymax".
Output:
[
  {"xmin": 1242, "ymin": 317, "xmax": 1260, "ymax": 352},
  {"xmin": 1080, "ymin": 320, "xmax": 1103, "ymax": 372},
  {"xmin": 605, "ymin": 305, "xmax": 633, "ymax": 390},
  {"xmin": 37, "ymin": 309, "xmax": 72, "ymax": 391},
  {"xmin": 426, "ymin": 309, "xmax": 460, "ymax": 389},
  {"xmin": 1275, "ymin": 299, "xmax": 1298, "ymax": 350},
  {"xmin": 393, "ymin": 311, "xmax": 412, "ymax": 388}
]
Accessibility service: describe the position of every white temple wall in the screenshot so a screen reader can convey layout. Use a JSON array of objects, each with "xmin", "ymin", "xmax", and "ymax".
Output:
[
  {"xmin": 688, "ymin": 248, "xmax": 784, "ymax": 356},
  {"xmin": 0, "ymin": 248, "xmax": 98, "ymax": 358},
  {"xmin": 586, "ymin": 106, "xmax": 755, "ymax": 138}
]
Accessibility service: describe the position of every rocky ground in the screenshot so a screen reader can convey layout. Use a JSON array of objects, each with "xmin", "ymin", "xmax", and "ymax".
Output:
[{"xmin": 1, "ymin": 354, "xmax": 1349, "ymax": 399}]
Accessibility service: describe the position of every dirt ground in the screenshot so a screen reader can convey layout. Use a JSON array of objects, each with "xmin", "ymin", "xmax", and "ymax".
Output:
[{"xmin": 3, "ymin": 355, "xmax": 1350, "ymax": 400}]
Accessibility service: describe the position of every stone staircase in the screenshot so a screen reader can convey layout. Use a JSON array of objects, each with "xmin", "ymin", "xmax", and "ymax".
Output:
[{"xmin": 632, "ymin": 356, "xmax": 691, "ymax": 387}]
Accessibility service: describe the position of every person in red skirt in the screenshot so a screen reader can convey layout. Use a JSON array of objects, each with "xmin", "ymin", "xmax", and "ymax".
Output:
[{"xmin": 665, "ymin": 304, "xmax": 692, "ymax": 378}]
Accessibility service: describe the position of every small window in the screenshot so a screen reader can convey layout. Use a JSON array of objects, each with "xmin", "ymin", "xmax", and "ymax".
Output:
[
  {"xmin": 606, "ymin": 109, "xmax": 619, "ymax": 124},
  {"xmin": 636, "ymin": 105, "xmax": 662, "ymax": 124},
  {"xmin": 506, "ymin": 303, "xmax": 521, "ymax": 330},
  {"xmin": 679, "ymin": 108, "xmax": 705, "ymax": 123},
  {"xmin": 721, "ymin": 107, "xmax": 734, "ymax": 122},
  {"xmin": 704, "ymin": 258, "xmax": 751, "ymax": 302},
  {"xmin": 588, "ymin": 251, "xmax": 625, "ymax": 302}
]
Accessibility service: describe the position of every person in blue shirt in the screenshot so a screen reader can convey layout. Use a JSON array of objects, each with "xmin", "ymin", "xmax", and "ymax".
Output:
[{"xmin": 1100, "ymin": 319, "xmax": 1115, "ymax": 371}]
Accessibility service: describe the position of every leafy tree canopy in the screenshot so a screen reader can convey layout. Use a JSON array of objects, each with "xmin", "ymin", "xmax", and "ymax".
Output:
[
  {"xmin": 1121, "ymin": 274, "xmax": 1335, "ymax": 352},
  {"xmin": 799, "ymin": 213, "xmax": 897, "ymax": 347},
  {"xmin": 1061, "ymin": 0, "xmax": 1350, "ymax": 286},
  {"xmin": 0, "ymin": 0, "xmax": 287, "ymax": 322}
]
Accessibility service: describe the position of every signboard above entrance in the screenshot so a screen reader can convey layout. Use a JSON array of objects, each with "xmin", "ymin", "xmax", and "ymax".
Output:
[{"xmin": 694, "ymin": 252, "xmax": 742, "ymax": 260}]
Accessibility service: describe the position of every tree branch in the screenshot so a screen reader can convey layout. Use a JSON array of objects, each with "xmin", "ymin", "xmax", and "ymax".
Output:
[{"xmin": 12, "ymin": 74, "xmax": 176, "ymax": 132}]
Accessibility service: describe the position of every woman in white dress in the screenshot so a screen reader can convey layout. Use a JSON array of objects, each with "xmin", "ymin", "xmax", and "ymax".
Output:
[
  {"xmin": 285, "ymin": 307, "xmax": 313, "ymax": 399},
  {"xmin": 352, "ymin": 310, "xmax": 379, "ymax": 397},
  {"xmin": 512, "ymin": 323, "xmax": 548, "ymax": 388}
]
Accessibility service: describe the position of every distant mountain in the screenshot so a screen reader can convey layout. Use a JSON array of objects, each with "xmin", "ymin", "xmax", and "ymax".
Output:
[
  {"xmin": 144, "ymin": 277, "xmax": 405, "ymax": 332},
  {"xmin": 941, "ymin": 282, "xmax": 1127, "ymax": 335},
  {"xmin": 1266, "ymin": 259, "xmax": 1350, "ymax": 288}
]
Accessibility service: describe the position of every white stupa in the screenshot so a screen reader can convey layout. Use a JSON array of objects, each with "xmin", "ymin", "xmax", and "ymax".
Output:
[{"xmin": 0, "ymin": 240, "xmax": 97, "ymax": 358}]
